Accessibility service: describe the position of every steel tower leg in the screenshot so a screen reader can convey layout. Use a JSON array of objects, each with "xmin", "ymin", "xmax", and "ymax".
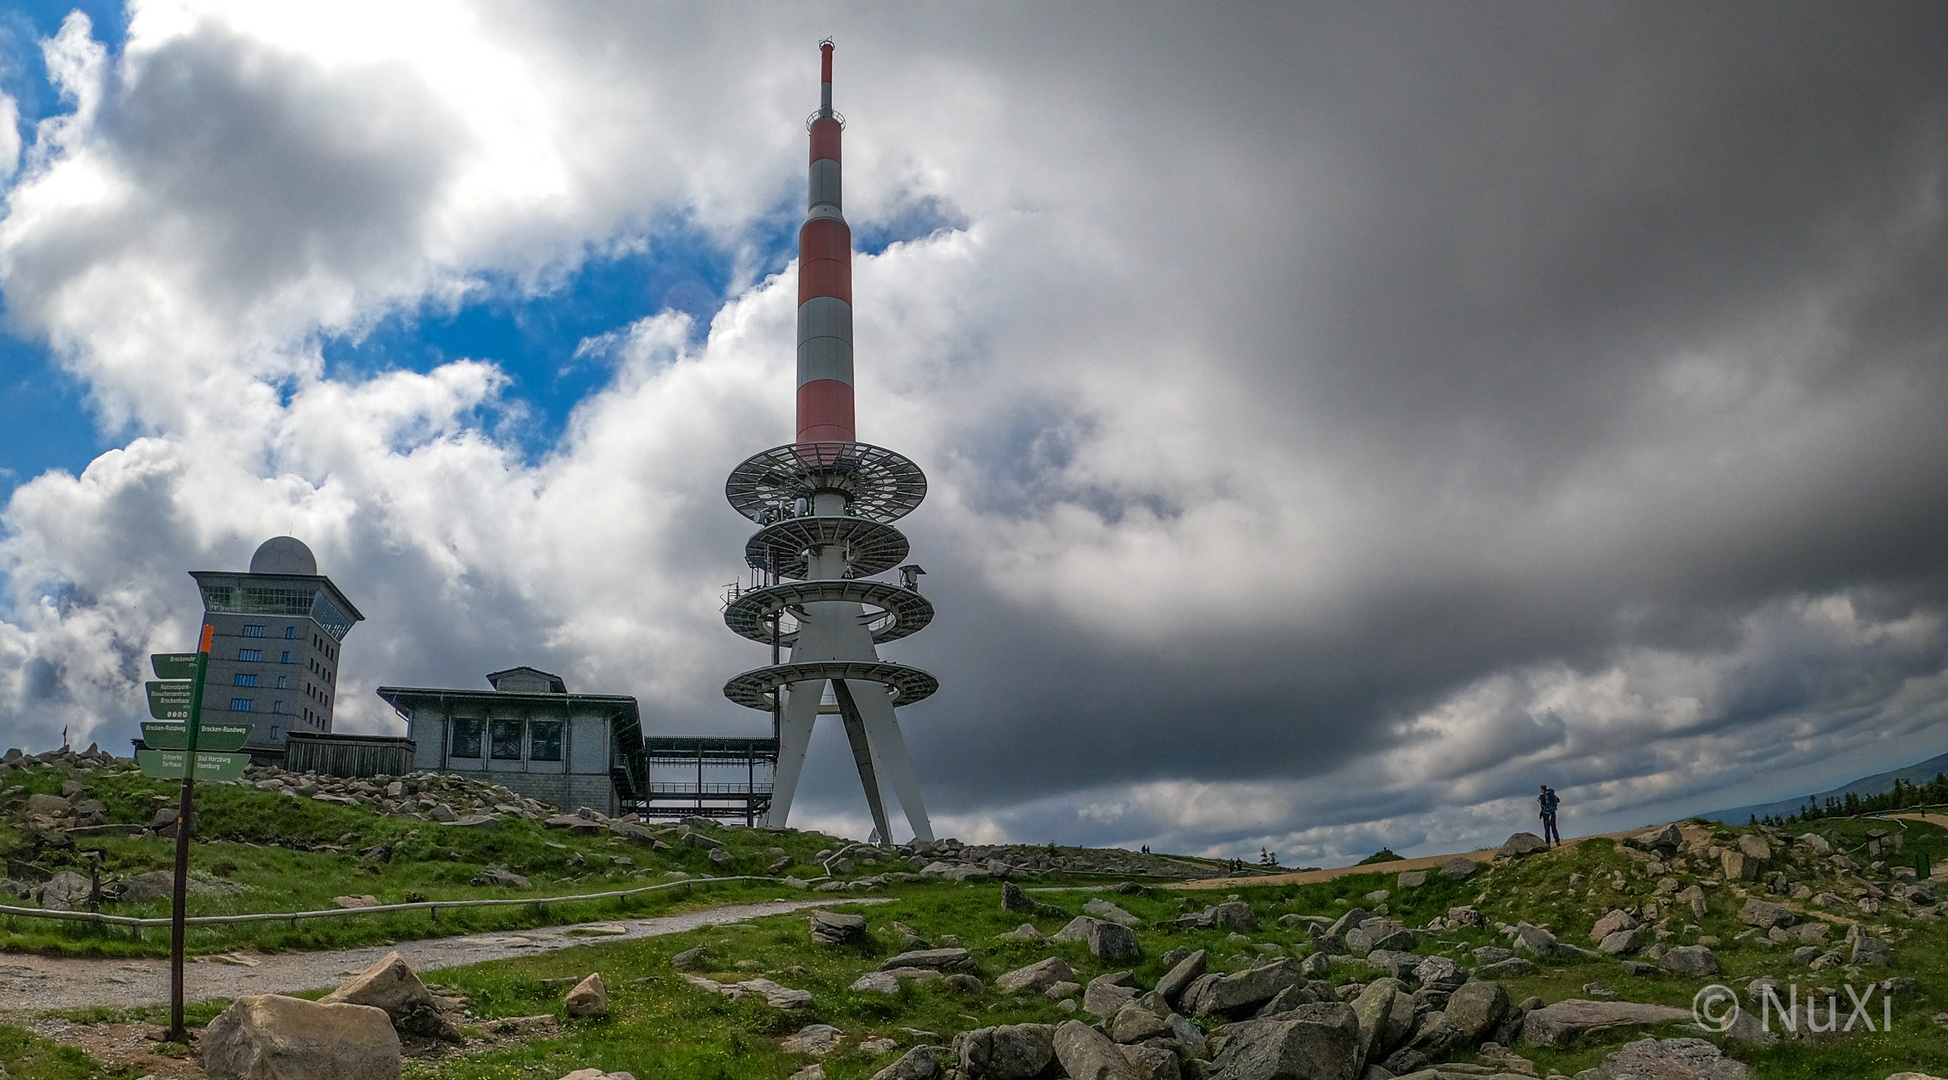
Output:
[
  {"xmin": 833, "ymin": 681, "xmax": 893, "ymax": 845},
  {"xmin": 765, "ymin": 680, "xmax": 822, "ymax": 828},
  {"xmin": 844, "ymin": 678, "xmax": 934, "ymax": 842}
]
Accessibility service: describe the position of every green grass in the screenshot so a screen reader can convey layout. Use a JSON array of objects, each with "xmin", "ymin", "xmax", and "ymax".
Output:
[
  {"xmin": 404, "ymin": 884, "xmax": 1222, "ymax": 1080},
  {"xmin": 13, "ymin": 764, "xmax": 1948, "ymax": 1078},
  {"xmin": 0, "ymin": 1024, "xmax": 121, "ymax": 1080},
  {"xmin": 1, "ymin": 763, "xmax": 872, "ymax": 957}
]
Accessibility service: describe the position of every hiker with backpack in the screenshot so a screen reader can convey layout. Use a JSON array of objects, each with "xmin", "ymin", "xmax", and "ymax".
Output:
[{"xmin": 1538, "ymin": 784, "xmax": 1562, "ymax": 847}]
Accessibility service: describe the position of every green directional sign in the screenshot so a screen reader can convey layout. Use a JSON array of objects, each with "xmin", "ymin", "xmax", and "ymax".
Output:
[
  {"xmin": 146, "ymin": 680, "xmax": 195, "ymax": 720},
  {"xmin": 151, "ymin": 653, "xmax": 200, "ymax": 681},
  {"xmin": 141, "ymin": 722, "xmax": 253, "ymax": 753},
  {"xmin": 137, "ymin": 749, "xmax": 251, "ymax": 782}
]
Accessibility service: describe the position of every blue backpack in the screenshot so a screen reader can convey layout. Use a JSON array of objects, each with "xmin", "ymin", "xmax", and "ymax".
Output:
[{"xmin": 1541, "ymin": 789, "xmax": 1560, "ymax": 814}]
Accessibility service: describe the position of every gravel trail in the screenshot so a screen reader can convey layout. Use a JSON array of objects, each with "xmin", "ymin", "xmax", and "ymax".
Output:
[{"xmin": 0, "ymin": 897, "xmax": 884, "ymax": 1014}]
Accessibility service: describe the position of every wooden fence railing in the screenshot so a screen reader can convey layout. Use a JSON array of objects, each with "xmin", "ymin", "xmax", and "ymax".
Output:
[{"xmin": 0, "ymin": 874, "xmax": 794, "ymax": 930}]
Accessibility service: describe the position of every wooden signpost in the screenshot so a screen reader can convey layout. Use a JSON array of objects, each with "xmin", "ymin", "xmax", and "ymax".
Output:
[{"xmin": 140, "ymin": 626, "xmax": 254, "ymax": 1042}]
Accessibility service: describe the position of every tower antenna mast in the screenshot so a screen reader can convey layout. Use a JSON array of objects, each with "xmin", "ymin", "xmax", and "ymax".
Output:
[{"xmin": 719, "ymin": 42, "xmax": 938, "ymax": 845}]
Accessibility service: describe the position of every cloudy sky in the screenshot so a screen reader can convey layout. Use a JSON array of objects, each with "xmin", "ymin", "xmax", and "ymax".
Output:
[{"xmin": 2, "ymin": 1, "xmax": 1946, "ymax": 864}]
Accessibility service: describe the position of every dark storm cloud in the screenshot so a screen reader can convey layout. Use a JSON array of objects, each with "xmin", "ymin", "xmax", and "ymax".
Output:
[{"xmin": 836, "ymin": 4, "xmax": 1948, "ymax": 847}]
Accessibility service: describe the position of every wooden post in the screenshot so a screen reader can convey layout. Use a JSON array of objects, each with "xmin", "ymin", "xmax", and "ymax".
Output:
[{"xmin": 167, "ymin": 623, "xmax": 214, "ymax": 1043}]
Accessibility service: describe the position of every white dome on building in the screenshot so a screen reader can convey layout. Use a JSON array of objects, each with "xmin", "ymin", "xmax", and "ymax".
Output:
[{"xmin": 248, "ymin": 536, "xmax": 318, "ymax": 576}]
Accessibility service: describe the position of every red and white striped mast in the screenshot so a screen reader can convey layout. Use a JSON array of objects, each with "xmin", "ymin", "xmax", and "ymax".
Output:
[
  {"xmin": 720, "ymin": 42, "xmax": 939, "ymax": 844},
  {"xmin": 797, "ymin": 39, "xmax": 855, "ymax": 444}
]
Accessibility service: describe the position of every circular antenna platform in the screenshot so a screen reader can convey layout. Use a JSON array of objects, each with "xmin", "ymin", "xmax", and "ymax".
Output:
[
  {"xmin": 724, "ymin": 579, "xmax": 934, "ymax": 646},
  {"xmin": 744, "ymin": 516, "xmax": 909, "ymax": 580},
  {"xmin": 726, "ymin": 441, "xmax": 927, "ymax": 524},
  {"xmin": 723, "ymin": 659, "xmax": 939, "ymax": 711}
]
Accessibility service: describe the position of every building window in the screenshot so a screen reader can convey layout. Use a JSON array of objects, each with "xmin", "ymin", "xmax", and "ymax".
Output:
[
  {"xmin": 234, "ymin": 673, "xmax": 258, "ymax": 687},
  {"xmin": 281, "ymin": 651, "xmax": 291, "ymax": 663},
  {"xmin": 231, "ymin": 698, "xmax": 255, "ymax": 712},
  {"xmin": 272, "ymin": 700, "xmax": 287, "ymax": 714},
  {"xmin": 285, "ymin": 626, "xmax": 296, "ymax": 639},
  {"xmin": 451, "ymin": 718, "xmax": 483, "ymax": 759},
  {"xmin": 529, "ymin": 720, "xmax": 563, "ymax": 761},
  {"xmin": 238, "ymin": 649, "xmax": 261, "ymax": 662},
  {"xmin": 490, "ymin": 719, "xmax": 523, "ymax": 760},
  {"xmin": 275, "ymin": 675, "xmax": 288, "ymax": 689},
  {"xmin": 243, "ymin": 625, "xmax": 267, "ymax": 638},
  {"xmin": 269, "ymin": 725, "xmax": 281, "ymax": 741}
]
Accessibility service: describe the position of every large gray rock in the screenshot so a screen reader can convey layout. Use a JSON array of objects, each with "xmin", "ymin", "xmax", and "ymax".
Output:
[
  {"xmin": 471, "ymin": 866, "xmax": 530, "ymax": 888},
  {"xmin": 1599, "ymin": 927, "xmax": 1647, "ymax": 956},
  {"xmin": 1117, "ymin": 1043, "xmax": 1179, "ymax": 1080},
  {"xmin": 1520, "ymin": 999, "xmax": 1692, "ymax": 1048},
  {"xmin": 1441, "ymin": 980, "xmax": 1509, "ymax": 1044},
  {"xmin": 880, "ymin": 948, "xmax": 975, "ymax": 973},
  {"xmin": 782, "ymin": 1024, "xmax": 845, "ymax": 1055},
  {"xmin": 1384, "ymin": 1012, "xmax": 1463, "ymax": 1075},
  {"xmin": 1438, "ymin": 856, "xmax": 1479, "ymax": 879},
  {"xmin": 1513, "ymin": 922, "xmax": 1558, "ymax": 957},
  {"xmin": 200, "ymin": 994, "xmax": 401, "ymax": 1080},
  {"xmin": 1675, "ymin": 884, "xmax": 1708, "ymax": 920},
  {"xmin": 1211, "ymin": 900, "xmax": 1260, "ymax": 932},
  {"xmin": 565, "ymin": 973, "xmax": 608, "ymax": 1018},
  {"xmin": 681, "ymin": 974, "xmax": 812, "ymax": 1009},
  {"xmin": 1207, "ymin": 1003, "xmax": 1360, "ymax": 1080},
  {"xmin": 872, "ymin": 1046, "xmax": 945, "ymax": 1080},
  {"xmin": 1736, "ymin": 898, "xmax": 1795, "ymax": 931},
  {"xmin": 1499, "ymin": 833, "xmax": 1548, "ymax": 858},
  {"xmin": 1477, "ymin": 957, "xmax": 1538, "ymax": 980},
  {"xmin": 1849, "ymin": 928, "xmax": 1893, "ymax": 967},
  {"xmin": 1055, "ymin": 916, "xmax": 1142, "ymax": 964},
  {"xmin": 848, "ymin": 971, "xmax": 905, "ymax": 994},
  {"xmin": 24, "ymin": 793, "xmax": 70, "ymax": 817},
  {"xmin": 1414, "ymin": 955, "xmax": 1466, "ymax": 992},
  {"xmin": 1325, "ymin": 907, "xmax": 1371, "ymax": 939},
  {"xmin": 320, "ymin": 951, "xmax": 460, "ymax": 1040},
  {"xmin": 997, "ymin": 957, "xmax": 1077, "ymax": 994},
  {"xmin": 1660, "ymin": 946, "xmax": 1720, "ymax": 978},
  {"xmin": 809, "ymin": 909, "xmax": 867, "ymax": 945},
  {"xmin": 1181, "ymin": 958, "xmax": 1302, "ymax": 1018},
  {"xmin": 1052, "ymin": 1020, "xmax": 1143, "ymax": 1080},
  {"xmin": 38, "ymin": 871, "xmax": 91, "ymax": 910},
  {"xmin": 1083, "ymin": 898, "xmax": 1142, "ymax": 927},
  {"xmin": 1345, "ymin": 920, "xmax": 1415, "ymax": 957},
  {"xmin": 1084, "ymin": 973, "xmax": 1140, "ymax": 1017},
  {"xmin": 953, "ymin": 1024, "xmax": 1055, "ymax": 1080},
  {"xmin": 1578, "ymin": 1036, "xmax": 1750, "ymax": 1079},
  {"xmin": 1155, "ymin": 948, "xmax": 1207, "ymax": 1005},
  {"xmin": 1110, "ymin": 1002, "xmax": 1173, "ymax": 1044},
  {"xmin": 1631, "ymin": 824, "xmax": 1683, "ymax": 851},
  {"xmin": 1590, "ymin": 909, "xmax": 1640, "ymax": 942},
  {"xmin": 1350, "ymin": 978, "xmax": 1415, "ymax": 1065}
]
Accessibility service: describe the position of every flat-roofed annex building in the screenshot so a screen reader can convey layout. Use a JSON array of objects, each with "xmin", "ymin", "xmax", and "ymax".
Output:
[
  {"xmin": 376, "ymin": 666, "xmax": 647, "ymax": 815},
  {"xmin": 190, "ymin": 536, "xmax": 363, "ymax": 755}
]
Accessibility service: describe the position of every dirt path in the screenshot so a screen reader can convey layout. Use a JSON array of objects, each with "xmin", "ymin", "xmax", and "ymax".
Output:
[{"xmin": 0, "ymin": 897, "xmax": 885, "ymax": 1015}]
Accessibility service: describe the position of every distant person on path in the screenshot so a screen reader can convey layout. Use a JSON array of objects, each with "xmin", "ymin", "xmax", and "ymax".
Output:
[{"xmin": 1538, "ymin": 784, "xmax": 1562, "ymax": 846}]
